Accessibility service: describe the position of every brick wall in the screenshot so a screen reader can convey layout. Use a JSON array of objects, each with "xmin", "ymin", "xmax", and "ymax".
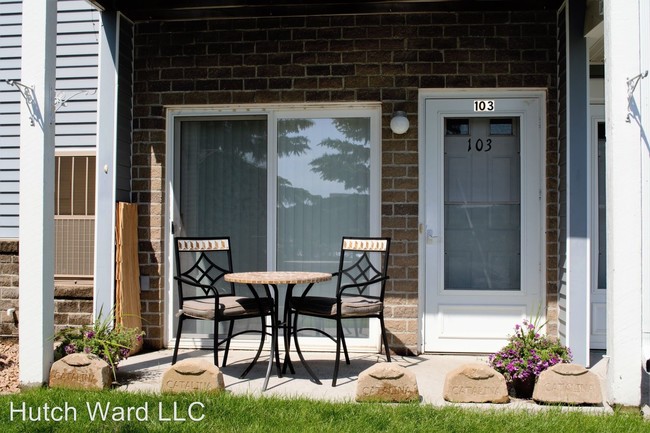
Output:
[
  {"xmin": 53, "ymin": 284, "xmax": 94, "ymax": 334},
  {"xmin": 132, "ymin": 9, "xmax": 559, "ymax": 353},
  {"xmin": 0, "ymin": 241, "xmax": 19, "ymax": 338},
  {"xmin": 0, "ymin": 240, "xmax": 93, "ymax": 340}
]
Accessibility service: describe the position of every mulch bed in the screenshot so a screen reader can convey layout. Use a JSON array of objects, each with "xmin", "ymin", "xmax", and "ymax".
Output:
[{"xmin": 0, "ymin": 340, "xmax": 20, "ymax": 394}]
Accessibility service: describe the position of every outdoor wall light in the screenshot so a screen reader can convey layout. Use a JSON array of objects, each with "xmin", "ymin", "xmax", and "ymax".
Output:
[{"xmin": 390, "ymin": 111, "xmax": 410, "ymax": 134}]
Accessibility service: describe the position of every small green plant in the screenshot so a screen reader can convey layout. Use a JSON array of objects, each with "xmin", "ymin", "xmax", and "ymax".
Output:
[
  {"xmin": 488, "ymin": 315, "xmax": 572, "ymax": 383},
  {"xmin": 53, "ymin": 308, "xmax": 144, "ymax": 379}
]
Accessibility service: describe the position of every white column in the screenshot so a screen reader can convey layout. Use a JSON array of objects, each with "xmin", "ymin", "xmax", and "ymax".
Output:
[
  {"xmin": 640, "ymin": 0, "xmax": 650, "ymax": 391},
  {"xmin": 93, "ymin": 11, "xmax": 118, "ymax": 318},
  {"xmin": 604, "ymin": 0, "xmax": 643, "ymax": 406},
  {"xmin": 18, "ymin": 0, "xmax": 57, "ymax": 385},
  {"xmin": 565, "ymin": 0, "xmax": 590, "ymax": 367}
]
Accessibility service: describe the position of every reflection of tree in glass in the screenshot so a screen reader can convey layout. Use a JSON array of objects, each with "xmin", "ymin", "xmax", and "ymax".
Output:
[
  {"xmin": 278, "ymin": 119, "xmax": 313, "ymax": 156},
  {"xmin": 200, "ymin": 119, "xmax": 312, "ymax": 165},
  {"xmin": 208, "ymin": 119, "xmax": 268, "ymax": 166},
  {"xmin": 278, "ymin": 119, "xmax": 318, "ymax": 207},
  {"xmin": 197, "ymin": 118, "xmax": 317, "ymax": 209},
  {"xmin": 309, "ymin": 118, "xmax": 370, "ymax": 193},
  {"xmin": 277, "ymin": 177, "xmax": 315, "ymax": 208},
  {"xmin": 276, "ymin": 118, "xmax": 371, "ymax": 265}
]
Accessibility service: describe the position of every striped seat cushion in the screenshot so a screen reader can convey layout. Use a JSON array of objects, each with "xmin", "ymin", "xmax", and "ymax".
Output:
[
  {"xmin": 291, "ymin": 296, "xmax": 383, "ymax": 317},
  {"xmin": 182, "ymin": 296, "xmax": 272, "ymax": 319}
]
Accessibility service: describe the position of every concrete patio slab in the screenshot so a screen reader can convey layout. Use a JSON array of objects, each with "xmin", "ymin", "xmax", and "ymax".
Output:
[{"xmin": 115, "ymin": 348, "xmax": 612, "ymax": 413}]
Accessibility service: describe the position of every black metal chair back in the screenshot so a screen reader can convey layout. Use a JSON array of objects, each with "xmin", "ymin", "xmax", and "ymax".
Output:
[
  {"xmin": 336, "ymin": 237, "xmax": 391, "ymax": 304},
  {"xmin": 175, "ymin": 237, "xmax": 234, "ymax": 302}
]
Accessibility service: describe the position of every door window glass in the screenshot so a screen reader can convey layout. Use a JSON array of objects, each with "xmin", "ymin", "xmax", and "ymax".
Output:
[
  {"xmin": 446, "ymin": 119, "xmax": 469, "ymax": 135},
  {"xmin": 444, "ymin": 117, "xmax": 521, "ymax": 290},
  {"xmin": 597, "ymin": 122, "xmax": 606, "ymax": 289}
]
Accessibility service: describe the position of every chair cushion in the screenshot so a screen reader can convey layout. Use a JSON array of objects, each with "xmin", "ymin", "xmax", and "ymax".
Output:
[
  {"xmin": 291, "ymin": 296, "xmax": 383, "ymax": 317},
  {"xmin": 182, "ymin": 298, "xmax": 216, "ymax": 319},
  {"xmin": 182, "ymin": 296, "xmax": 272, "ymax": 319}
]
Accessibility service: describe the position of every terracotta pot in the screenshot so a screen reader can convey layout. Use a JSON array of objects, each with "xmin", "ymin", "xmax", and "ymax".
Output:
[{"xmin": 511, "ymin": 375, "xmax": 536, "ymax": 399}]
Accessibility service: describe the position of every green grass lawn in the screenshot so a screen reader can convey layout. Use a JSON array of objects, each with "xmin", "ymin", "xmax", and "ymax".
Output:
[{"xmin": 0, "ymin": 388, "xmax": 648, "ymax": 433}]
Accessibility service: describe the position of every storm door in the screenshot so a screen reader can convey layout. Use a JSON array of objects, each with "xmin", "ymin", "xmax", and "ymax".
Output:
[{"xmin": 422, "ymin": 95, "xmax": 545, "ymax": 353}]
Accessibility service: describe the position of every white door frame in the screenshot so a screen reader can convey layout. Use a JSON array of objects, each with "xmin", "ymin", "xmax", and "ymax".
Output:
[
  {"xmin": 418, "ymin": 89, "xmax": 547, "ymax": 353},
  {"xmin": 589, "ymin": 104, "xmax": 606, "ymax": 349}
]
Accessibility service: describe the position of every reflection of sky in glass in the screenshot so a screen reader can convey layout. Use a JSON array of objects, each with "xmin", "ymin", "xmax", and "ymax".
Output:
[{"xmin": 278, "ymin": 118, "xmax": 368, "ymax": 198}]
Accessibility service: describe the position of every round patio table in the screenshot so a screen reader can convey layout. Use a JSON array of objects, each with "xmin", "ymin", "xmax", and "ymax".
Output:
[{"xmin": 224, "ymin": 271, "xmax": 332, "ymax": 390}]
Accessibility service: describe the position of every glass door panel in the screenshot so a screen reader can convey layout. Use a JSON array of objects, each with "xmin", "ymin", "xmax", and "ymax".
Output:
[
  {"xmin": 176, "ymin": 116, "xmax": 268, "ymax": 335},
  {"xmin": 444, "ymin": 117, "xmax": 521, "ymax": 291},
  {"xmin": 277, "ymin": 116, "xmax": 371, "ymax": 337},
  {"xmin": 597, "ymin": 122, "xmax": 607, "ymax": 290}
]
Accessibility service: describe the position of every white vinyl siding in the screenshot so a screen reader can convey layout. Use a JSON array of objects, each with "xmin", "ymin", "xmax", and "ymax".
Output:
[
  {"xmin": 0, "ymin": 0, "xmax": 98, "ymax": 238},
  {"xmin": 55, "ymin": 0, "xmax": 99, "ymax": 149},
  {"xmin": 0, "ymin": 0, "xmax": 23, "ymax": 238}
]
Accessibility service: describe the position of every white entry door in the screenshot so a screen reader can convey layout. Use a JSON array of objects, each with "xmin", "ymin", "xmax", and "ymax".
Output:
[{"xmin": 421, "ymin": 93, "xmax": 545, "ymax": 353}]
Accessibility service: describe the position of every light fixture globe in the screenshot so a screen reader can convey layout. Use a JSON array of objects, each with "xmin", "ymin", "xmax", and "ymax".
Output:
[{"xmin": 390, "ymin": 111, "xmax": 409, "ymax": 134}]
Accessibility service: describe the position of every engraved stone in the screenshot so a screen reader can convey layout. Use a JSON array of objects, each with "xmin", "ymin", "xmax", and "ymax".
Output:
[
  {"xmin": 443, "ymin": 363, "xmax": 509, "ymax": 403},
  {"xmin": 355, "ymin": 363, "xmax": 419, "ymax": 403},
  {"xmin": 161, "ymin": 359, "xmax": 225, "ymax": 393},
  {"xmin": 532, "ymin": 363, "xmax": 603, "ymax": 405},
  {"xmin": 49, "ymin": 353, "xmax": 112, "ymax": 390}
]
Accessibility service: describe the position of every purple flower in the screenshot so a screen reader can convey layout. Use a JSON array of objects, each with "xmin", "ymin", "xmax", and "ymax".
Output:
[
  {"xmin": 488, "ymin": 319, "xmax": 572, "ymax": 384},
  {"xmin": 85, "ymin": 330, "xmax": 95, "ymax": 339},
  {"xmin": 64, "ymin": 344, "xmax": 77, "ymax": 355}
]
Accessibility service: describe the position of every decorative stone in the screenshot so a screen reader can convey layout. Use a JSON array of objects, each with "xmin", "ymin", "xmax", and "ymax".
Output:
[
  {"xmin": 443, "ymin": 363, "xmax": 509, "ymax": 403},
  {"xmin": 49, "ymin": 353, "xmax": 112, "ymax": 390},
  {"xmin": 355, "ymin": 363, "xmax": 419, "ymax": 403},
  {"xmin": 161, "ymin": 359, "xmax": 225, "ymax": 393},
  {"xmin": 532, "ymin": 363, "xmax": 603, "ymax": 405}
]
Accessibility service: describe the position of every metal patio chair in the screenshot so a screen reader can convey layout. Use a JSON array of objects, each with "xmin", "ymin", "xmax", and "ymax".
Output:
[
  {"xmin": 172, "ymin": 236, "xmax": 273, "ymax": 378},
  {"xmin": 288, "ymin": 236, "xmax": 391, "ymax": 386}
]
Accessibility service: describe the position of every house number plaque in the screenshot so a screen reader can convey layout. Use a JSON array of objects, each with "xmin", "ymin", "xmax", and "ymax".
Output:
[{"xmin": 473, "ymin": 100, "xmax": 495, "ymax": 112}]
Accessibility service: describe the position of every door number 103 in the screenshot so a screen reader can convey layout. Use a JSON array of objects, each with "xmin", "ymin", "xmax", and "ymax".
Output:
[
  {"xmin": 473, "ymin": 100, "xmax": 495, "ymax": 111},
  {"xmin": 468, "ymin": 138, "xmax": 492, "ymax": 152}
]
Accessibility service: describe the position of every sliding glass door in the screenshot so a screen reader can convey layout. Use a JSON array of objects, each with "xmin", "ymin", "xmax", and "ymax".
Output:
[{"xmin": 169, "ymin": 105, "xmax": 380, "ymax": 347}]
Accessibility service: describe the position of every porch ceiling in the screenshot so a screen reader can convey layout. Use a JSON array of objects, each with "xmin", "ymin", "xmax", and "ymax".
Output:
[{"xmin": 84, "ymin": 0, "xmax": 561, "ymax": 22}]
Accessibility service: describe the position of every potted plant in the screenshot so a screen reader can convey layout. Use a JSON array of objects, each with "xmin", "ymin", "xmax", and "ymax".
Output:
[
  {"xmin": 488, "ymin": 316, "xmax": 572, "ymax": 398},
  {"xmin": 53, "ymin": 309, "xmax": 144, "ymax": 381}
]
